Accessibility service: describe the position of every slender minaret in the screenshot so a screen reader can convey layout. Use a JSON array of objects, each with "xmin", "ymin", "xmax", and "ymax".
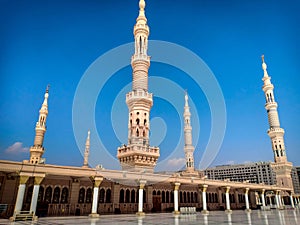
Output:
[
  {"xmin": 117, "ymin": 0, "xmax": 160, "ymax": 172},
  {"xmin": 29, "ymin": 86, "xmax": 49, "ymax": 164},
  {"xmin": 261, "ymin": 55, "xmax": 293, "ymax": 188},
  {"xmin": 184, "ymin": 91, "xmax": 195, "ymax": 172},
  {"xmin": 82, "ymin": 130, "xmax": 90, "ymax": 167}
]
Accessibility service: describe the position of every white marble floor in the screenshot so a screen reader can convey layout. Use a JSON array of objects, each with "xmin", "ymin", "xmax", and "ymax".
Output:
[{"xmin": 2, "ymin": 209, "xmax": 300, "ymax": 225}]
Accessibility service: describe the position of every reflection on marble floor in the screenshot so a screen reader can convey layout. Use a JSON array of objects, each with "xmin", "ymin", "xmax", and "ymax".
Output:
[{"xmin": 3, "ymin": 209, "xmax": 300, "ymax": 225}]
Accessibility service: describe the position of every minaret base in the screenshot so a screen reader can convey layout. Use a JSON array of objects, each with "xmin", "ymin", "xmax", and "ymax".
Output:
[{"xmin": 117, "ymin": 145, "xmax": 160, "ymax": 173}]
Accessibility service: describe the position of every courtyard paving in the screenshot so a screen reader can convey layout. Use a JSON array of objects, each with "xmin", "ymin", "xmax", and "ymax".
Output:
[{"xmin": 1, "ymin": 209, "xmax": 299, "ymax": 225}]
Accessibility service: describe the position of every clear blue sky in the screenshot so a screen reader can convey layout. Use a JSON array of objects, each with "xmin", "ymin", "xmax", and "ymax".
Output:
[{"xmin": 0, "ymin": 0, "xmax": 299, "ymax": 170}]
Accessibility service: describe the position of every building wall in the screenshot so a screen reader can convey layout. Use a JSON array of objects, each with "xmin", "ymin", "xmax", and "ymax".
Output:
[
  {"xmin": 204, "ymin": 162, "xmax": 276, "ymax": 185},
  {"xmin": 0, "ymin": 173, "xmax": 261, "ymax": 217},
  {"xmin": 292, "ymin": 167, "xmax": 300, "ymax": 194}
]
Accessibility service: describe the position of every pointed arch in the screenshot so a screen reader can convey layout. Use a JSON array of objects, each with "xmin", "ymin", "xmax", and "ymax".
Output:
[
  {"xmin": 53, "ymin": 186, "xmax": 60, "ymax": 203},
  {"xmin": 106, "ymin": 189, "xmax": 111, "ymax": 203},
  {"xmin": 125, "ymin": 189, "xmax": 130, "ymax": 203},
  {"xmin": 99, "ymin": 188, "xmax": 105, "ymax": 203},
  {"xmin": 119, "ymin": 189, "xmax": 124, "ymax": 203},
  {"xmin": 78, "ymin": 188, "xmax": 85, "ymax": 203},
  {"xmin": 61, "ymin": 187, "xmax": 69, "ymax": 203},
  {"xmin": 45, "ymin": 186, "xmax": 53, "ymax": 204},
  {"xmin": 131, "ymin": 189, "xmax": 136, "ymax": 203},
  {"xmin": 86, "ymin": 188, "xmax": 92, "ymax": 203}
]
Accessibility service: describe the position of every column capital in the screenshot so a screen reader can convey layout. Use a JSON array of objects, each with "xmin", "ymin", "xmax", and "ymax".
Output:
[
  {"xmin": 261, "ymin": 189, "xmax": 265, "ymax": 194},
  {"xmin": 173, "ymin": 182, "xmax": 180, "ymax": 190},
  {"xmin": 244, "ymin": 188, "xmax": 249, "ymax": 194},
  {"xmin": 138, "ymin": 179, "xmax": 147, "ymax": 189},
  {"xmin": 19, "ymin": 176, "xmax": 29, "ymax": 185},
  {"xmin": 225, "ymin": 186, "xmax": 230, "ymax": 193},
  {"xmin": 202, "ymin": 184, "xmax": 208, "ymax": 192},
  {"xmin": 90, "ymin": 176, "xmax": 103, "ymax": 187},
  {"xmin": 34, "ymin": 176, "xmax": 44, "ymax": 185}
]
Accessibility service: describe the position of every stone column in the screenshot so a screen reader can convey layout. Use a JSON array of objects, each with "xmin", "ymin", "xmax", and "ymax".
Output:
[
  {"xmin": 244, "ymin": 188, "xmax": 251, "ymax": 212},
  {"xmin": 30, "ymin": 176, "xmax": 44, "ymax": 215},
  {"xmin": 225, "ymin": 186, "xmax": 232, "ymax": 213},
  {"xmin": 201, "ymin": 185, "xmax": 209, "ymax": 214},
  {"xmin": 137, "ymin": 179, "xmax": 146, "ymax": 216},
  {"xmin": 89, "ymin": 177, "xmax": 103, "ymax": 217},
  {"xmin": 14, "ymin": 176, "xmax": 29, "ymax": 213},
  {"xmin": 290, "ymin": 193, "xmax": 295, "ymax": 209},
  {"xmin": 261, "ymin": 189, "xmax": 266, "ymax": 209},
  {"xmin": 275, "ymin": 191, "xmax": 280, "ymax": 209},
  {"xmin": 173, "ymin": 182, "xmax": 180, "ymax": 214},
  {"xmin": 279, "ymin": 194, "xmax": 283, "ymax": 206}
]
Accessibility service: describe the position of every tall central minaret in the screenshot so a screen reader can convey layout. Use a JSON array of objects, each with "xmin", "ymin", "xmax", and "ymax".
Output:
[
  {"xmin": 184, "ymin": 92, "xmax": 195, "ymax": 172},
  {"xmin": 117, "ymin": 0, "xmax": 160, "ymax": 172},
  {"xmin": 261, "ymin": 55, "xmax": 293, "ymax": 188},
  {"xmin": 28, "ymin": 86, "xmax": 49, "ymax": 164}
]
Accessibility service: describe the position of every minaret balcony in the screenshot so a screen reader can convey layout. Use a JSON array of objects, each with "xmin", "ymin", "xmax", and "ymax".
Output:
[
  {"xmin": 267, "ymin": 127, "xmax": 285, "ymax": 137},
  {"xmin": 117, "ymin": 144, "xmax": 159, "ymax": 156},
  {"xmin": 30, "ymin": 145, "xmax": 45, "ymax": 151},
  {"xmin": 126, "ymin": 90, "xmax": 153, "ymax": 104},
  {"xmin": 131, "ymin": 54, "xmax": 150, "ymax": 63},
  {"xmin": 265, "ymin": 102, "xmax": 278, "ymax": 110}
]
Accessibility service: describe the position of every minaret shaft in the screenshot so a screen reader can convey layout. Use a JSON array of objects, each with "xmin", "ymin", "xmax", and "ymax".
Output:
[
  {"xmin": 83, "ymin": 130, "xmax": 90, "ymax": 167},
  {"xmin": 184, "ymin": 92, "xmax": 195, "ymax": 172},
  {"xmin": 261, "ymin": 56, "xmax": 293, "ymax": 189},
  {"xmin": 29, "ymin": 86, "xmax": 49, "ymax": 164},
  {"xmin": 117, "ymin": 0, "xmax": 159, "ymax": 172}
]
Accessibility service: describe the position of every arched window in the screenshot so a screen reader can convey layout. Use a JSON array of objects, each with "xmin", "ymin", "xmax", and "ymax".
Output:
[
  {"xmin": 78, "ymin": 188, "xmax": 85, "ymax": 203},
  {"xmin": 180, "ymin": 192, "xmax": 183, "ymax": 203},
  {"xmin": 99, "ymin": 188, "xmax": 105, "ymax": 203},
  {"xmin": 125, "ymin": 189, "xmax": 130, "ymax": 203},
  {"xmin": 106, "ymin": 189, "xmax": 111, "ymax": 203},
  {"xmin": 194, "ymin": 192, "xmax": 198, "ymax": 203},
  {"xmin": 53, "ymin": 187, "xmax": 60, "ymax": 203},
  {"xmin": 26, "ymin": 186, "xmax": 33, "ymax": 203},
  {"xmin": 136, "ymin": 129, "xmax": 139, "ymax": 137},
  {"xmin": 166, "ymin": 191, "xmax": 169, "ymax": 203},
  {"xmin": 171, "ymin": 191, "xmax": 174, "ymax": 203},
  {"xmin": 131, "ymin": 190, "xmax": 135, "ymax": 203},
  {"xmin": 162, "ymin": 191, "xmax": 165, "ymax": 203},
  {"xmin": 38, "ymin": 186, "xmax": 44, "ymax": 203},
  {"xmin": 222, "ymin": 193, "xmax": 225, "ymax": 203},
  {"xmin": 157, "ymin": 190, "xmax": 161, "ymax": 195},
  {"xmin": 144, "ymin": 119, "xmax": 147, "ymax": 125},
  {"xmin": 215, "ymin": 193, "xmax": 218, "ymax": 203},
  {"xmin": 86, "ymin": 188, "xmax": 92, "ymax": 203},
  {"xmin": 119, "ymin": 189, "xmax": 124, "ymax": 203},
  {"xmin": 153, "ymin": 190, "xmax": 156, "ymax": 196},
  {"xmin": 183, "ymin": 192, "xmax": 187, "ymax": 203},
  {"xmin": 136, "ymin": 118, "xmax": 140, "ymax": 125},
  {"xmin": 143, "ymin": 190, "xmax": 146, "ymax": 203},
  {"xmin": 61, "ymin": 187, "xmax": 69, "ymax": 203},
  {"xmin": 45, "ymin": 186, "xmax": 53, "ymax": 204}
]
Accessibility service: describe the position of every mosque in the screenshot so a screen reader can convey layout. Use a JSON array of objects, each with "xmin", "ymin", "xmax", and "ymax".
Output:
[{"xmin": 0, "ymin": 0, "xmax": 299, "ymax": 221}]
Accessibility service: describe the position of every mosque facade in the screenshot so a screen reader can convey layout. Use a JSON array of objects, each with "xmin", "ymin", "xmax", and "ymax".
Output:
[{"xmin": 0, "ymin": 0, "xmax": 299, "ymax": 221}]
